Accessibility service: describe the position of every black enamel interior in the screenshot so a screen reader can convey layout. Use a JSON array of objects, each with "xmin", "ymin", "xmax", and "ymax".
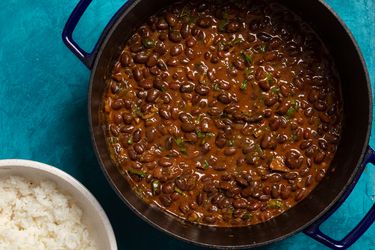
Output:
[{"xmin": 88, "ymin": 0, "xmax": 371, "ymax": 248}]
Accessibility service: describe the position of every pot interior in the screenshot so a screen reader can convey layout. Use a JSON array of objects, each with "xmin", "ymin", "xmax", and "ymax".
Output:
[{"xmin": 89, "ymin": 0, "xmax": 371, "ymax": 247}]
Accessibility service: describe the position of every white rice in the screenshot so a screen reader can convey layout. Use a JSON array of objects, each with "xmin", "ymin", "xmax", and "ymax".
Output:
[{"xmin": 0, "ymin": 176, "xmax": 97, "ymax": 250}]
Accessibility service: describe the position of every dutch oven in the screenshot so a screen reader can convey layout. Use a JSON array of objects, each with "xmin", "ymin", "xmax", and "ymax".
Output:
[{"xmin": 62, "ymin": 0, "xmax": 375, "ymax": 248}]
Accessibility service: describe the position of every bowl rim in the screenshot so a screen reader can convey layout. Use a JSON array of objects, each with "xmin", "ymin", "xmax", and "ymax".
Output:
[{"xmin": 0, "ymin": 159, "xmax": 118, "ymax": 250}]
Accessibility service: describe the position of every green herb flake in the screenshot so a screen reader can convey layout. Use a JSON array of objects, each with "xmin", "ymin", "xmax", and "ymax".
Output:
[
  {"xmin": 195, "ymin": 129, "xmax": 205, "ymax": 138},
  {"xmin": 266, "ymin": 73, "xmax": 274, "ymax": 84},
  {"xmin": 267, "ymin": 199, "xmax": 284, "ymax": 209},
  {"xmin": 245, "ymin": 67, "xmax": 253, "ymax": 77},
  {"xmin": 260, "ymin": 44, "xmax": 268, "ymax": 53},
  {"xmin": 206, "ymin": 132, "xmax": 215, "ymax": 137},
  {"xmin": 151, "ymin": 180, "xmax": 160, "ymax": 195},
  {"xmin": 213, "ymin": 83, "xmax": 220, "ymax": 91},
  {"xmin": 218, "ymin": 20, "xmax": 229, "ymax": 32},
  {"xmin": 286, "ymin": 107, "xmax": 297, "ymax": 119},
  {"xmin": 228, "ymin": 140, "xmax": 235, "ymax": 146},
  {"xmin": 175, "ymin": 137, "xmax": 188, "ymax": 155},
  {"xmin": 174, "ymin": 187, "xmax": 185, "ymax": 195},
  {"xmin": 242, "ymin": 213, "xmax": 253, "ymax": 220},
  {"xmin": 203, "ymin": 160, "xmax": 210, "ymax": 170},
  {"xmin": 179, "ymin": 6, "xmax": 190, "ymax": 18},
  {"xmin": 271, "ymin": 86, "xmax": 280, "ymax": 93},
  {"xmin": 128, "ymin": 168, "xmax": 145, "ymax": 178},
  {"xmin": 127, "ymin": 136, "xmax": 133, "ymax": 145},
  {"xmin": 142, "ymin": 38, "xmax": 155, "ymax": 49},
  {"xmin": 254, "ymin": 144, "xmax": 263, "ymax": 155},
  {"xmin": 240, "ymin": 80, "xmax": 248, "ymax": 91},
  {"xmin": 241, "ymin": 52, "xmax": 253, "ymax": 65}
]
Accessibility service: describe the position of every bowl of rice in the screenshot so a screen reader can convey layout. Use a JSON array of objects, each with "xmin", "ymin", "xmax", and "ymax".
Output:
[{"xmin": 0, "ymin": 159, "xmax": 117, "ymax": 250}]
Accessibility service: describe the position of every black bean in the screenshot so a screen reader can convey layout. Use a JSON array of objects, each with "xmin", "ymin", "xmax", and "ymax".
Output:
[
  {"xmin": 186, "ymin": 37, "xmax": 196, "ymax": 47},
  {"xmin": 170, "ymin": 44, "xmax": 183, "ymax": 56},
  {"xmin": 145, "ymin": 127, "xmax": 156, "ymax": 142},
  {"xmin": 111, "ymin": 99, "xmax": 124, "ymax": 110},
  {"xmin": 271, "ymin": 184, "xmax": 280, "ymax": 198},
  {"xmin": 217, "ymin": 93, "xmax": 231, "ymax": 104},
  {"xmin": 166, "ymin": 58, "xmax": 178, "ymax": 67},
  {"xmin": 169, "ymin": 30, "xmax": 182, "ymax": 43},
  {"xmin": 180, "ymin": 82, "xmax": 195, "ymax": 93},
  {"xmin": 257, "ymin": 32, "xmax": 272, "ymax": 42},
  {"xmin": 284, "ymin": 172, "xmax": 298, "ymax": 180},
  {"xmin": 295, "ymin": 188, "xmax": 306, "ymax": 201},
  {"xmin": 127, "ymin": 147, "xmax": 138, "ymax": 161},
  {"xmin": 181, "ymin": 122, "xmax": 195, "ymax": 132},
  {"xmin": 138, "ymin": 79, "xmax": 153, "ymax": 89},
  {"xmin": 233, "ymin": 198, "xmax": 248, "ymax": 209},
  {"xmin": 197, "ymin": 16, "xmax": 212, "ymax": 28},
  {"xmin": 146, "ymin": 89, "xmax": 159, "ymax": 103},
  {"xmin": 195, "ymin": 85, "xmax": 209, "ymax": 96},
  {"xmin": 314, "ymin": 150, "xmax": 326, "ymax": 164},
  {"xmin": 146, "ymin": 54, "xmax": 158, "ymax": 67},
  {"xmin": 159, "ymin": 108, "xmax": 171, "ymax": 119},
  {"xmin": 226, "ymin": 21, "xmax": 240, "ymax": 33},
  {"xmin": 133, "ymin": 143, "xmax": 144, "ymax": 154},
  {"xmin": 156, "ymin": 19, "xmax": 169, "ymax": 30},
  {"xmin": 201, "ymin": 142, "xmax": 211, "ymax": 154},
  {"xmin": 154, "ymin": 41, "xmax": 167, "ymax": 55},
  {"xmin": 134, "ymin": 52, "xmax": 149, "ymax": 64},
  {"xmin": 258, "ymin": 80, "xmax": 270, "ymax": 91},
  {"xmin": 224, "ymin": 147, "xmax": 236, "ymax": 156},
  {"xmin": 175, "ymin": 174, "xmax": 197, "ymax": 191},
  {"xmin": 269, "ymin": 118, "xmax": 281, "ymax": 131},
  {"xmin": 203, "ymin": 215, "xmax": 216, "ymax": 224},
  {"xmin": 165, "ymin": 13, "xmax": 177, "ymax": 27},
  {"xmin": 300, "ymin": 140, "xmax": 312, "ymax": 150},
  {"xmin": 280, "ymin": 185, "xmax": 291, "ymax": 200},
  {"xmin": 133, "ymin": 129, "xmax": 142, "ymax": 143},
  {"xmin": 120, "ymin": 53, "xmax": 132, "ymax": 66},
  {"xmin": 285, "ymin": 150, "xmax": 304, "ymax": 169},
  {"xmin": 215, "ymin": 135, "xmax": 226, "ymax": 148},
  {"xmin": 181, "ymin": 23, "xmax": 191, "ymax": 38},
  {"xmin": 318, "ymin": 139, "xmax": 328, "ymax": 150},
  {"xmin": 159, "ymin": 195, "xmax": 172, "ymax": 207},
  {"xmin": 213, "ymin": 164, "xmax": 227, "ymax": 171},
  {"xmin": 158, "ymin": 157, "xmax": 173, "ymax": 168}
]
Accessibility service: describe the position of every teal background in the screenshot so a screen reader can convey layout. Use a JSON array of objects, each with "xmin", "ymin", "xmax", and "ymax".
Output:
[{"xmin": 0, "ymin": 0, "xmax": 374, "ymax": 249}]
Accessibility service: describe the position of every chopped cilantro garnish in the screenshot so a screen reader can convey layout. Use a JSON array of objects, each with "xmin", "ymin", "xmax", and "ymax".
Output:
[
  {"xmin": 152, "ymin": 180, "xmax": 160, "ymax": 195},
  {"xmin": 127, "ymin": 136, "xmax": 133, "ymax": 145},
  {"xmin": 268, "ymin": 199, "xmax": 284, "ymax": 209},
  {"xmin": 241, "ymin": 52, "xmax": 253, "ymax": 65},
  {"xmin": 240, "ymin": 80, "xmax": 248, "ymax": 91},
  {"xmin": 128, "ymin": 168, "xmax": 145, "ymax": 178},
  {"xmin": 203, "ymin": 160, "xmax": 209, "ymax": 169},
  {"xmin": 271, "ymin": 86, "xmax": 280, "ymax": 93},
  {"xmin": 175, "ymin": 137, "xmax": 187, "ymax": 155},
  {"xmin": 141, "ymin": 38, "xmax": 155, "ymax": 49},
  {"xmin": 260, "ymin": 44, "xmax": 267, "ymax": 53}
]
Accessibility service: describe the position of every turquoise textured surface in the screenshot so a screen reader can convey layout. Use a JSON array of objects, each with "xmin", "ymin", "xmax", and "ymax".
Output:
[{"xmin": 0, "ymin": 0, "xmax": 374, "ymax": 249}]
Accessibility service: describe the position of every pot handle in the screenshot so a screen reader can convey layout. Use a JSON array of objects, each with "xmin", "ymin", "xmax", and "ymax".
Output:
[
  {"xmin": 62, "ymin": 0, "xmax": 127, "ymax": 69},
  {"xmin": 304, "ymin": 146, "xmax": 375, "ymax": 249}
]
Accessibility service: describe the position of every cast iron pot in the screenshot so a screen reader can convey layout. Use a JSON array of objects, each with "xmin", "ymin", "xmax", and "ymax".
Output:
[{"xmin": 62, "ymin": 0, "xmax": 375, "ymax": 248}]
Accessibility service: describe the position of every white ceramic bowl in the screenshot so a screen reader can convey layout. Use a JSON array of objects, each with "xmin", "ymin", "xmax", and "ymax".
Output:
[{"xmin": 0, "ymin": 159, "xmax": 117, "ymax": 250}]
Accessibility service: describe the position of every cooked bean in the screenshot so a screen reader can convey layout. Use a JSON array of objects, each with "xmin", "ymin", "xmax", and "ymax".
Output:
[
  {"xmin": 133, "ymin": 129, "xmax": 142, "ymax": 143},
  {"xmin": 105, "ymin": 2, "xmax": 342, "ymax": 227},
  {"xmin": 217, "ymin": 93, "xmax": 231, "ymax": 104},
  {"xmin": 224, "ymin": 147, "xmax": 236, "ymax": 156},
  {"xmin": 169, "ymin": 30, "xmax": 182, "ymax": 43}
]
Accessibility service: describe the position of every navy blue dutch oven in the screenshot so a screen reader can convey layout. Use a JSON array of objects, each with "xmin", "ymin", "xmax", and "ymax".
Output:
[{"xmin": 62, "ymin": 0, "xmax": 374, "ymax": 249}]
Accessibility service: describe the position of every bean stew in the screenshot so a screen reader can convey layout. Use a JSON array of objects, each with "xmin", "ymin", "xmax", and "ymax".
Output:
[{"xmin": 102, "ymin": 0, "xmax": 342, "ymax": 227}]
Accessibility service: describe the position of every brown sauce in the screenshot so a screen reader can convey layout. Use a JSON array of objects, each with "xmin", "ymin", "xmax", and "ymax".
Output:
[{"xmin": 102, "ymin": 0, "xmax": 342, "ymax": 227}]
